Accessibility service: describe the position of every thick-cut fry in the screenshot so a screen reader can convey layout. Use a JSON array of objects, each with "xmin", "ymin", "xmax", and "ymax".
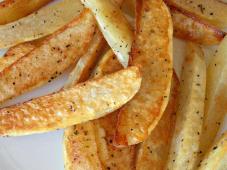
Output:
[
  {"xmin": 115, "ymin": 0, "xmax": 173, "ymax": 146},
  {"xmin": 0, "ymin": 0, "xmax": 52, "ymax": 25},
  {"xmin": 199, "ymin": 36, "xmax": 227, "ymax": 159},
  {"xmin": 165, "ymin": 0, "xmax": 227, "ymax": 28},
  {"xmin": 171, "ymin": 7, "xmax": 226, "ymax": 45},
  {"xmin": 0, "ymin": 66, "xmax": 141, "ymax": 136},
  {"xmin": 0, "ymin": 0, "xmax": 84, "ymax": 48},
  {"xmin": 198, "ymin": 132, "xmax": 227, "ymax": 170},
  {"xmin": 136, "ymin": 73, "xmax": 179, "ymax": 170},
  {"xmin": 64, "ymin": 50, "xmax": 135, "ymax": 170},
  {"xmin": 81, "ymin": 0, "xmax": 133, "ymax": 68},
  {"xmin": 166, "ymin": 43, "xmax": 206, "ymax": 170},
  {"xmin": 0, "ymin": 42, "xmax": 36, "ymax": 72},
  {"xmin": 64, "ymin": 122, "xmax": 103, "ymax": 170},
  {"xmin": 64, "ymin": 29, "xmax": 104, "ymax": 88},
  {"xmin": 0, "ymin": 10, "xmax": 96, "ymax": 104}
]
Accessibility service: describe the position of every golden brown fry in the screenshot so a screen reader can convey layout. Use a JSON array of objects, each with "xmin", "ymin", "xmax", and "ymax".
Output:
[
  {"xmin": 171, "ymin": 7, "xmax": 226, "ymax": 45},
  {"xmin": 0, "ymin": 0, "xmax": 52, "ymax": 25},
  {"xmin": 115, "ymin": 0, "xmax": 173, "ymax": 146},
  {"xmin": 81, "ymin": 0, "xmax": 133, "ymax": 68},
  {"xmin": 0, "ymin": 0, "xmax": 84, "ymax": 48},
  {"xmin": 0, "ymin": 10, "xmax": 96, "ymax": 103},
  {"xmin": 64, "ymin": 50, "xmax": 135, "ymax": 170},
  {"xmin": 136, "ymin": 73, "xmax": 179, "ymax": 170},
  {"xmin": 64, "ymin": 29, "xmax": 105, "ymax": 88},
  {"xmin": 198, "ymin": 132, "xmax": 227, "ymax": 170},
  {"xmin": 166, "ymin": 43, "xmax": 206, "ymax": 170},
  {"xmin": 0, "ymin": 66, "xmax": 141, "ymax": 136},
  {"xmin": 164, "ymin": 0, "xmax": 227, "ymax": 28},
  {"xmin": 64, "ymin": 122, "xmax": 103, "ymax": 170},
  {"xmin": 199, "ymin": 36, "xmax": 227, "ymax": 160}
]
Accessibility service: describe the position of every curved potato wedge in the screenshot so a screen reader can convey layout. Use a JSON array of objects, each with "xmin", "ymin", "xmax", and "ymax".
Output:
[
  {"xmin": 81, "ymin": 0, "xmax": 133, "ymax": 68},
  {"xmin": 64, "ymin": 50, "xmax": 135, "ymax": 170},
  {"xmin": 0, "ymin": 66, "xmax": 141, "ymax": 136},
  {"xmin": 114, "ymin": 0, "xmax": 173, "ymax": 146},
  {"xmin": 0, "ymin": 10, "xmax": 96, "ymax": 104},
  {"xmin": 0, "ymin": 0, "xmax": 52, "ymax": 25},
  {"xmin": 165, "ymin": 0, "xmax": 227, "ymax": 28},
  {"xmin": 0, "ymin": 0, "xmax": 84, "ymax": 48},
  {"xmin": 171, "ymin": 7, "xmax": 226, "ymax": 45},
  {"xmin": 198, "ymin": 132, "xmax": 227, "ymax": 170},
  {"xmin": 64, "ymin": 29, "xmax": 105, "ymax": 88},
  {"xmin": 199, "ymin": 36, "xmax": 227, "ymax": 159},
  {"xmin": 166, "ymin": 43, "xmax": 206, "ymax": 170},
  {"xmin": 136, "ymin": 73, "xmax": 179, "ymax": 170}
]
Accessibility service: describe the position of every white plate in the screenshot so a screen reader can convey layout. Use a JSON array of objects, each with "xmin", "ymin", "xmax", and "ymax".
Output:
[{"xmin": 0, "ymin": 5, "xmax": 226, "ymax": 170}]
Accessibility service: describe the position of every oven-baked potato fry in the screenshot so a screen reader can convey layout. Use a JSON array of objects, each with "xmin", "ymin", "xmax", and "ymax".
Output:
[
  {"xmin": 136, "ymin": 73, "xmax": 179, "ymax": 170},
  {"xmin": 0, "ymin": 0, "xmax": 84, "ymax": 48},
  {"xmin": 0, "ymin": 66, "xmax": 141, "ymax": 136},
  {"xmin": 64, "ymin": 49, "xmax": 135, "ymax": 170},
  {"xmin": 166, "ymin": 43, "xmax": 206, "ymax": 170},
  {"xmin": 198, "ymin": 132, "xmax": 227, "ymax": 170},
  {"xmin": 115, "ymin": 0, "xmax": 173, "ymax": 146},
  {"xmin": 171, "ymin": 7, "xmax": 226, "ymax": 45},
  {"xmin": 81, "ymin": 0, "xmax": 133, "ymax": 68},
  {"xmin": 165, "ymin": 0, "xmax": 227, "ymax": 28},
  {"xmin": 0, "ymin": 0, "xmax": 52, "ymax": 25},
  {"xmin": 199, "ymin": 36, "xmax": 227, "ymax": 160},
  {"xmin": 0, "ymin": 10, "xmax": 96, "ymax": 103},
  {"xmin": 64, "ymin": 29, "xmax": 105, "ymax": 88}
]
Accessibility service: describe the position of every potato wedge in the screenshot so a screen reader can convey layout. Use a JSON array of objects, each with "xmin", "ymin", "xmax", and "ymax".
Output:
[
  {"xmin": 166, "ymin": 43, "xmax": 206, "ymax": 170},
  {"xmin": 0, "ymin": 66, "xmax": 141, "ymax": 136},
  {"xmin": 0, "ymin": 10, "xmax": 96, "ymax": 104},
  {"xmin": 0, "ymin": 0, "xmax": 52, "ymax": 25},
  {"xmin": 0, "ymin": 42, "xmax": 36, "ymax": 72},
  {"xmin": 115, "ymin": 0, "xmax": 173, "ymax": 146},
  {"xmin": 64, "ymin": 50, "xmax": 135, "ymax": 170},
  {"xmin": 198, "ymin": 132, "xmax": 227, "ymax": 170},
  {"xmin": 165, "ymin": 0, "xmax": 227, "ymax": 28},
  {"xmin": 81, "ymin": 0, "xmax": 133, "ymax": 68},
  {"xmin": 199, "ymin": 36, "xmax": 227, "ymax": 159},
  {"xmin": 136, "ymin": 73, "xmax": 179, "ymax": 170},
  {"xmin": 64, "ymin": 29, "xmax": 105, "ymax": 88},
  {"xmin": 171, "ymin": 7, "xmax": 226, "ymax": 45},
  {"xmin": 0, "ymin": 0, "xmax": 84, "ymax": 48},
  {"xmin": 64, "ymin": 122, "xmax": 103, "ymax": 170}
]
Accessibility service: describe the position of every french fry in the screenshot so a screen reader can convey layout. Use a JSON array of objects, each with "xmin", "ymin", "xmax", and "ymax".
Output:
[
  {"xmin": 64, "ymin": 29, "xmax": 105, "ymax": 88},
  {"xmin": 136, "ymin": 73, "xmax": 179, "ymax": 170},
  {"xmin": 81, "ymin": 0, "xmax": 133, "ymax": 68},
  {"xmin": 64, "ymin": 50, "xmax": 136, "ymax": 170},
  {"xmin": 0, "ymin": 10, "xmax": 96, "ymax": 103},
  {"xmin": 199, "ymin": 36, "xmax": 227, "ymax": 160},
  {"xmin": 64, "ymin": 122, "xmax": 103, "ymax": 170},
  {"xmin": 170, "ymin": 7, "xmax": 226, "ymax": 45},
  {"xmin": 198, "ymin": 132, "xmax": 227, "ymax": 170},
  {"xmin": 166, "ymin": 43, "xmax": 206, "ymax": 170},
  {"xmin": 0, "ymin": 0, "xmax": 84, "ymax": 48},
  {"xmin": 115, "ymin": 0, "xmax": 173, "ymax": 146},
  {"xmin": 0, "ymin": 66, "xmax": 141, "ymax": 136},
  {"xmin": 0, "ymin": 0, "xmax": 52, "ymax": 25},
  {"xmin": 164, "ymin": 0, "xmax": 227, "ymax": 28}
]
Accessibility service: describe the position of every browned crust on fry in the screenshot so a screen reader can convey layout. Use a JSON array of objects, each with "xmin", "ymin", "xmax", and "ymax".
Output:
[
  {"xmin": 114, "ymin": 0, "xmax": 173, "ymax": 146},
  {"xmin": 0, "ymin": 10, "xmax": 96, "ymax": 103},
  {"xmin": 0, "ymin": 0, "xmax": 52, "ymax": 24},
  {"xmin": 136, "ymin": 73, "xmax": 179, "ymax": 170},
  {"xmin": 0, "ymin": 66, "xmax": 141, "ymax": 136},
  {"xmin": 170, "ymin": 6, "xmax": 226, "ymax": 45}
]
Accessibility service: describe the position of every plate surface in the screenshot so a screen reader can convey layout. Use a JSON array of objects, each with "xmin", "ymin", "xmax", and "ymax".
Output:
[{"xmin": 0, "ymin": 2, "xmax": 226, "ymax": 170}]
